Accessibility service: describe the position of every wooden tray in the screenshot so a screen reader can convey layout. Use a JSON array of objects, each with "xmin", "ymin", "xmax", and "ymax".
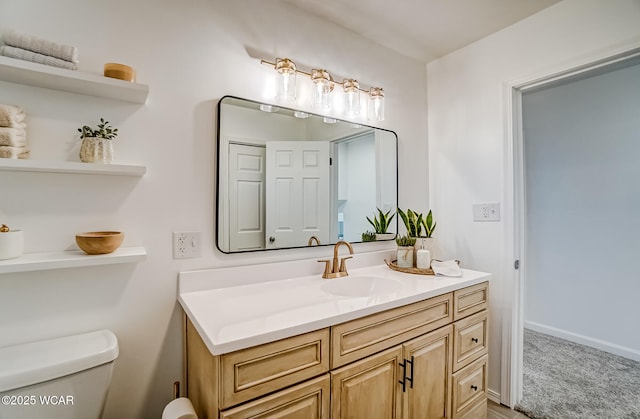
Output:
[
  {"xmin": 384, "ymin": 259, "xmax": 461, "ymax": 276},
  {"xmin": 384, "ymin": 259, "xmax": 434, "ymax": 275}
]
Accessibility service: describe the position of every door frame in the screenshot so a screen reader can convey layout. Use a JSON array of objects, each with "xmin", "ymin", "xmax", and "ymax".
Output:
[{"xmin": 500, "ymin": 40, "xmax": 640, "ymax": 407}]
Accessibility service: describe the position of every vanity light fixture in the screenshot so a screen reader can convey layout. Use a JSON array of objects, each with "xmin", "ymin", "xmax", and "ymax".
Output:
[
  {"xmin": 368, "ymin": 87, "xmax": 385, "ymax": 122},
  {"xmin": 323, "ymin": 117, "xmax": 337, "ymax": 124},
  {"xmin": 293, "ymin": 111, "xmax": 310, "ymax": 119},
  {"xmin": 311, "ymin": 69, "xmax": 333, "ymax": 109},
  {"xmin": 342, "ymin": 79, "xmax": 360, "ymax": 117},
  {"xmin": 259, "ymin": 104, "xmax": 280, "ymax": 113},
  {"xmin": 261, "ymin": 57, "xmax": 385, "ymax": 121},
  {"xmin": 275, "ymin": 58, "xmax": 297, "ymax": 102}
]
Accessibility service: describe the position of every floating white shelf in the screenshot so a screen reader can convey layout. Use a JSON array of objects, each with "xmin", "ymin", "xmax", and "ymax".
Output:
[
  {"xmin": 0, "ymin": 55, "xmax": 149, "ymax": 104},
  {"xmin": 0, "ymin": 246, "xmax": 147, "ymax": 274},
  {"xmin": 0, "ymin": 159, "xmax": 146, "ymax": 176}
]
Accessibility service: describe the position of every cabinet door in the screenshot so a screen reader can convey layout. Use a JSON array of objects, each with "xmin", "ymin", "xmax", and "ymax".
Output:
[
  {"xmin": 403, "ymin": 325, "xmax": 453, "ymax": 419},
  {"xmin": 220, "ymin": 375, "xmax": 330, "ymax": 419},
  {"xmin": 331, "ymin": 346, "xmax": 404, "ymax": 419}
]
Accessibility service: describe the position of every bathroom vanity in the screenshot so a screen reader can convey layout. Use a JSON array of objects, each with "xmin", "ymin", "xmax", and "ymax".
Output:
[{"xmin": 179, "ymin": 260, "xmax": 489, "ymax": 419}]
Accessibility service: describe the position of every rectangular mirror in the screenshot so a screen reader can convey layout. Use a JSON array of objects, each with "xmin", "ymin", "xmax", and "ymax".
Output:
[{"xmin": 216, "ymin": 96, "xmax": 397, "ymax": 253}]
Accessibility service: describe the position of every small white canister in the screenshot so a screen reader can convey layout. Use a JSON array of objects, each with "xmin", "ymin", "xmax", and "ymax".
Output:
[{"xmin": 0, "ymin": 226, "xmax": 24, "ymax": 260}]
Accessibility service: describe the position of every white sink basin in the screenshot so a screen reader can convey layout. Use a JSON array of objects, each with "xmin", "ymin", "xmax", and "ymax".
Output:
[{"xmin": 321, "ymin": 276, "xmax": 402, "ymax": 297}]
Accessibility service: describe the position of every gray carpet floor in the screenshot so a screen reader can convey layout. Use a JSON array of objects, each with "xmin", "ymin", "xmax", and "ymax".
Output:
[{"xmin": 515, "ymin": 328, "xmax": 640, "ymax": 419}]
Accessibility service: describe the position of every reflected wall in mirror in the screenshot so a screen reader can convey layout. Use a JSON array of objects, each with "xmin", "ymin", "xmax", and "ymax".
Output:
[{"xmin": 217, "ymin": 96, "xmax": 398, "ymax": 253}]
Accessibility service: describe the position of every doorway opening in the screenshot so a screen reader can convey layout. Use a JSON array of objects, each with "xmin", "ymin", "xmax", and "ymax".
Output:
[{"xmin": 502, "ymin": 45, "xmax": 640, "ymax": 408}]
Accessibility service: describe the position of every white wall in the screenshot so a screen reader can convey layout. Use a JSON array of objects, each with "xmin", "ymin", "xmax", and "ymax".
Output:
[
  {"xmin": 523, "ymin": 59, "xmax": 640, "ymax": 359},
  {"xmin": 427, "ymin": 0, "xmax": 640, "ymax": 399},
  {"xmin": 0, "ymin": 1, "xmax": 427, "ymax": 418}
]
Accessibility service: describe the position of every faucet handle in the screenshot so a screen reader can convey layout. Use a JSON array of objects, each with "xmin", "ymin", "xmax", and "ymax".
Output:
[
  {"xmin": 318, "ymin": 260, "xmax": 332, "ymax": 277},
  {"xmin": 339, "ymin": 256, "xmax": 353, "ymax": 273}
]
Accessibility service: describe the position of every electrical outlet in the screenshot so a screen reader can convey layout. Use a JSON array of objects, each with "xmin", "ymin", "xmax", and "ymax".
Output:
[
  {"xmin": 173, "ymin": 231, "xmax": 202, "ymax": 259},
  {"xmin": 472, "ymin": 203, "xmax": 501, "ymax": 222}
]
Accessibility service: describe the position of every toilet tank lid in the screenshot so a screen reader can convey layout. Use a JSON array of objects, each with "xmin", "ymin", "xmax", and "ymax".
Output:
[{"xmin": 0, "ymin": 329, "xmax": 119, "ymax": 393}]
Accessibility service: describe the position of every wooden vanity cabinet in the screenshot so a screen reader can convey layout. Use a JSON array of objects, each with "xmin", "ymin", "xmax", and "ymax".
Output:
[{"xmin": 186, "ymin": 281, "xmax": 489, "ymax": 419}]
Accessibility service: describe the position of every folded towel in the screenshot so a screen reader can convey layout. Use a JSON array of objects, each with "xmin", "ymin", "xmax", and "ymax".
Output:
[
  {"xmin": 0, "ymin": 127, "xmax": 27, "ymax": 147},
  {"xmin": 0, "ymin": 145, "xmax": 29, "ymax": 159},
  {"xmin": 0, "ymin": 103, "xmax": 26, "ymax": 128},
  {"xmin": 0, "ymin": 46, "xmax": 78, "ymax": 70},
  {"xmin": 431, "ymin": 260, "xmax": 462, "ymax": 277},
  {"xmin": 3, "ymin": 30, "xmax": 79, "ymax": 63}
]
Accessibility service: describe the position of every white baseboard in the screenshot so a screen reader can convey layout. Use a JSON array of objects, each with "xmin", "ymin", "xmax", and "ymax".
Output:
[
  {"xmin": 487, "ymin": 388, "xmax": 501, "ymax": 404},
  {"xmin": 524, "ymin": 321, "xmax": 640, "ymax": 362}
]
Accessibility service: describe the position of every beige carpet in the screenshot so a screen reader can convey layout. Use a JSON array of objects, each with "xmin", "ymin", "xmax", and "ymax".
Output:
[{"xmin": 515, "ymin": 328, "xmax": 640, "ymax": 419}]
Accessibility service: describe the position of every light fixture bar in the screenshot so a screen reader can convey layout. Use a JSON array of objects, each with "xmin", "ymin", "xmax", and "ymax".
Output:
[{"xmin": 261, "ymin": 58, "xmax": 385, "ymax": 121}]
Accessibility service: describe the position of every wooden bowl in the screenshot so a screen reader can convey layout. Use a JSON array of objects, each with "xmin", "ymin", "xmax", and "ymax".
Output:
[
  {"xmin": 76, "ymin": 231, "xmax": 124, "ymax": 255},
  {"xmin": 103, "ymin": 63, "xmax": 136, "ymax": 82}
]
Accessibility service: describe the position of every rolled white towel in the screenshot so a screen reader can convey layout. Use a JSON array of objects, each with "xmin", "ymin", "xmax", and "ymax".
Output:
[
  {"xmin": 0, "ymin": 145, "xmax": 30, "ymax": 159},
  {"xmin": 3, "ymin": 29, "xmax": 79, "ymax": 63},
  {"xmin": 0, "ymin": 103, "xmax": 26, "ymax": 128},
  {"xmin": 0, "ymin": 45, "xmax": 77, "ymax": 71},
  {"xmin": 0, "ymin": 127, "xmax": 27, "ymax": 147}
]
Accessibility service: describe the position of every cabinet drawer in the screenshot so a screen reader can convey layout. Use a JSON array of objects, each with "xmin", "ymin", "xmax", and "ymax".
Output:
[
  {"xmin": 331, "ymin": 293, "xmax": 453, "ymax": 368},
  {"xmin": 456, "ymin": 398, "xmax": 487, "ymax": 419},
  {"xmin": 453, "ymin": 311, "xmax": 488, "ymax": 372},
  {"xmin": 220, "ymin": 328, "xmax": 330, "ymax": 409},
  {"xmin": 451, "ymin": 355, "xmax": 488, "ymax": 418},
  {"xmin": 453, "ymin": 282, "xmax": 488, "ymax": 321},
  {"xmin": 220, "ymin": 374, "xmax": 330, "ymax": 419}
]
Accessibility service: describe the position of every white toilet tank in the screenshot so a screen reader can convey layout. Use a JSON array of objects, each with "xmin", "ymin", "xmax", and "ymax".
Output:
[{"xmin": 0, "ymin": 329, "xmax": 119, "ymax": 419}]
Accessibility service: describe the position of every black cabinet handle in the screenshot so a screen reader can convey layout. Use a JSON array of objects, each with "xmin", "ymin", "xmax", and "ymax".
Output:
[
  {"xmin": 399, "ymin": 359, "xmax": 407, "ymax": 392},
  {"xmin": 471, "ymin": 385, "xmax": 478, "ymax": 391},
  {"xmin": 406, "ymin": 356, "xmax": 414, "ymax": 389},
  {"xmin": 471, "ymin": 337, "xmax": 479, "ymax": 343},
  {"xmin": 398, "ymin": 356, "xmax": 415, "ymax": 392}
]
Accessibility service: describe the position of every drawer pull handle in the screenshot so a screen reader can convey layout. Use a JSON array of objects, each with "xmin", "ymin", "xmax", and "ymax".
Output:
[
  {"xmin": 471, "ymin": 385, "xmax": 478, "ymax": 391},
  {"xmin": 398, "ymin": 356, "xmax": 415, "ymax": 392},
  {"xmin": 471, "ymin": 337, "xmax": 479, "ymax": 343}
]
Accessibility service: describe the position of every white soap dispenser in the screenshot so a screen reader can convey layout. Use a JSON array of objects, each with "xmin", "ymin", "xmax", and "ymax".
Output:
[{"xmin": 416, "ymin": 244, "xmax": 431, "ymax": 270}]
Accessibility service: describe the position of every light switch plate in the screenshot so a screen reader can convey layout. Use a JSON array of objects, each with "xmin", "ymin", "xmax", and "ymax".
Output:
[{"xmin": 472, "ymin": 203, "xmax": 501, "ymax": 222}]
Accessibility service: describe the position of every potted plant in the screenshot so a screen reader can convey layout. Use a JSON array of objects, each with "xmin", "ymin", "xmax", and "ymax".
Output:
[
  {"xmin": 361, "ymin": 230, "xmax": 376, "ymax": 242},
  {"xmin": 397, "ymin": 208, "xmax": 423, "ymax": 238},
  {"xmin": 77, "ymin": 118, "xmax": 119, "ymax": 164},
  {"xmin": 395, "ymin": 234, "xmax": 416, "ymax": 268},
  {"xmin": 366, "ymin": 208, "xmax": 396, "ymax": 240}
]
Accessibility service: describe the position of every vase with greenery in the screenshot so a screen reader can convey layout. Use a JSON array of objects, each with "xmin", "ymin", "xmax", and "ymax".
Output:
[
  {"xmin": 78, "ymin": 118, "xmax": 119, "ymax": 164},
  {"xmin": 395, "ymin": 234, "xmax": 416, "ymax": 268},
  {"xmin": 366, "ymin": 208, "xmax": 396, "ymax": 240}
]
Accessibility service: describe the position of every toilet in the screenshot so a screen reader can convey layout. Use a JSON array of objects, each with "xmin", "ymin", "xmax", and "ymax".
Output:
[{"xmin": 0, "ymin": 329, "xmax": 119, "ymax": 419}]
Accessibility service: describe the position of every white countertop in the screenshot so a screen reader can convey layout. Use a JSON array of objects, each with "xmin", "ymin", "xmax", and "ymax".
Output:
[{"xmin": 178, "ymin": 260, "xmax": 490, "ymax": 356}]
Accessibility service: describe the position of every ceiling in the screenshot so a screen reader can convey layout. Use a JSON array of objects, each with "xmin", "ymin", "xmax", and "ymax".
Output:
[{"xmin": 285, "ymin": 0, "xmax": 562, "ymax": 63}]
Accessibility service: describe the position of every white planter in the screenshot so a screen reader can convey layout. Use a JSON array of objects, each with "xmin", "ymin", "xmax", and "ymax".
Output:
[
  {"xmin": 396, "ymin": 246, "xmax": 414, "ymax": 268},
  {"xmin": 0, "ymin": 229, "xmax": 24, "ymax": 260},
  {"xmin": 375, "ymin": 233, "xmax": 396, "ymax": 241},
  {"xmin": 80, "ymin": 137, "xmax": 113, "ymax": 164}
]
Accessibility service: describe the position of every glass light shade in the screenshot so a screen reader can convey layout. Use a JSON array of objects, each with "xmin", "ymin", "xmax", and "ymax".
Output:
[
  {"xmin": 275, "ymin": 58, "xmax": 296, "ymax": 101},
  {"xmin": 343, "ymin": 79, "xmax": 361, "ymax": 117},
  {"xmin": 368, "ymin": 87, "xmax": 385, "ymax": 121},
  {"xmin": 312, "ymin": 69, "xmax": 332, "ymax": 109},
  {"xmin": 293, "ymin": 111, "xmax": 309, "ymax": 119},
  {"xmin": 323, "ymin": 117, "xmax": 337, "ymax": 124},
  {"xmin": 259, "ymin": 104, "xmax": 279, "ymax": 113}
]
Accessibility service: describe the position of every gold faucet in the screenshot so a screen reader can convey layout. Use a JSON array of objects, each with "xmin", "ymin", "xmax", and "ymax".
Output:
[
  {"xmin": 308, "ymin": 236, "xmax": 321, "ymax": 246},
  {"xmin": 318, "ymin": 240, "xmax": 354, "ymax": 279}
]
